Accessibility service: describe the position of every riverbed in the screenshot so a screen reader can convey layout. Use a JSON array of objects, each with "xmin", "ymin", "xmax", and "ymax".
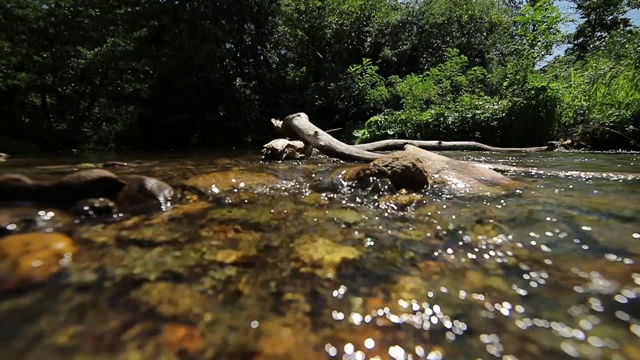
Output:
[{"xmin": 0, "ymin": 151, "xmax": 639, "ymax": 359}]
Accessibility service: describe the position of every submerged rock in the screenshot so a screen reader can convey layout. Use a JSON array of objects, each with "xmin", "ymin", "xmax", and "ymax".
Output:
[
  {"xmin": 293, "ymin": 234, "xmax": 361, "ymax": 279},
  {"xmin": 0, "ymin": 169, "xmax": 126, "ymax": 205},
  {"xmin": 161, "ymin": 323, "xmax": 206, "ymax": 355},
  {"xmin": 0, "ymin": 174, "xmax": 35, "ymax": 201},
  {"xmin": 0, "ymin": 170, "xmax": 174, "ymax": 215},
  {"xmin": 379, "ymin": 190, "xmax": 423, "ymax": 211},
  {"xmin": 344, "ymin": 145, "xmax": 515, "ymax": 194},
  {"xmin": 72, "ymin": 198, "xmax": 120, "ymax": 219},
  {"xmin": 182, "ymin": 170, "xmax": 280, "ymax": 195},
  {"xmin": 0, "ymin": 232, "xmax": 76, "ymax": 290},
  {"xmin": 131, "ymin": 281, "xmax": 210, "ymax": 322},
  {"xmin": 302, "ymin": 207, "xmax": 364, "ymax": 225},
  {"xmin": 116, "ymin": 175, "xmax": 174, "ymax": 213},
  {"xmin": 0, "ymin": 206, "xmax": 74, "ymax": 235},
  {"xmin": 206, "ymin": 249, "xmax": 257, "ymax": 264},
  {"xmin": 256, "ymin": 314, "xmax": 325, "ymax": 360}
]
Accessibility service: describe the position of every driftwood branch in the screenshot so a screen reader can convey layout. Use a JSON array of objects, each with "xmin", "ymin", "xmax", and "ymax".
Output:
[
  {"xmin": 354, "ymin": 140, "xmax": 553, "ymax": 152},
  {"xmin": 272, "ymin": 115, "xmax": 558, "ymax": 156},
  {"xmin": 274, "ymin": 113, "xmax": 384, "ymax": 161}
]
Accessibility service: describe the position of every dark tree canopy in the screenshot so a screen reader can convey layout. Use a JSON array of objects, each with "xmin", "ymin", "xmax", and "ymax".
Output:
[{"xmin": 0, "ymin": 0, "xmax": 638, "ymax": 153}]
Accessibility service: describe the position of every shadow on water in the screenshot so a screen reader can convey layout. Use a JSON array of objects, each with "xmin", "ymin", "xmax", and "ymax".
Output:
[{"xmin": 0, "ymin": 151, "xmax": 639, "ymax": 359}]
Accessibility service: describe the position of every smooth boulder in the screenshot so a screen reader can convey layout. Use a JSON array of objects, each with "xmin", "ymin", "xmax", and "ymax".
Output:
[
  {"xmin": 116, "ymin": 175, "xmax": 174, "ymax": 213},
  {"xmin": 344, "ymin": 145, "xmax": 515, "ymax": 195},
  {"xmin": 0, "ymin": 232, "xmax": 77, "ymax": 290},
  {"xmin": 0, "ymin": 169, "xmax": 126, "ymax": 205}
]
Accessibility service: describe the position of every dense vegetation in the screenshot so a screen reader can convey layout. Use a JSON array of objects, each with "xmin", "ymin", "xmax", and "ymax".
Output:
[{"xmin": 1, "ymin": 0, "xmax": 638, "ymax": 153}]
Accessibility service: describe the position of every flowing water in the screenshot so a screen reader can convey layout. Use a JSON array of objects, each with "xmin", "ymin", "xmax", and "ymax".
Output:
[{"xmin": 0, "ymin": 151, "xmax": 639, "ymax": 360}]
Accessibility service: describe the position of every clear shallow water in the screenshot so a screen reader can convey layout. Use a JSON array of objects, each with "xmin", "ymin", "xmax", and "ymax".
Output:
[{"xmin": 0, "ymin": 151, "xmax": 639, "ymax": 360}]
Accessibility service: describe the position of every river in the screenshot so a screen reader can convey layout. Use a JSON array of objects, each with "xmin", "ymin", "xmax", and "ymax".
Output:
[{"xmin": 0, "ymin": 151, "xmax": 639, "ymax": 359}]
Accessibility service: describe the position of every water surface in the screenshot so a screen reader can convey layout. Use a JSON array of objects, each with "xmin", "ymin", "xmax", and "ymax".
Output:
[{"xmin": 0, "ymin": 151, "xmax": 639, "ymax": 360}]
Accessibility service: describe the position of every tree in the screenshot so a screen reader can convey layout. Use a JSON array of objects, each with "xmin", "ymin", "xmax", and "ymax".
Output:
[{"xmin": 570, "ymin": 0, "xmax": 633, "ymax": 58}]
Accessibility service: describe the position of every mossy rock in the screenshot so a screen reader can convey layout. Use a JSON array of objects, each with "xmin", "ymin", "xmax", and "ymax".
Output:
[{"xmin": 293, "ymin": 234, "xmax": 361, "ymax": 279}]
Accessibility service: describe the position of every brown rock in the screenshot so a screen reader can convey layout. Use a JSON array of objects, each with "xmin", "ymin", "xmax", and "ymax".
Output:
[
  {"xmin": 116, "ymin": 175, "xmax": 174, "ymax": 213},
  {"xmin": 256, "ymin": 315, "xmax": 324, "ymax": 360},
  {"xmin": 1, "ymin": 170, "xmax": 125, "ymax": 204},
  {"xmin": 182, "ymin": 170, "xmax": 280, "ymax": 194},
  {"xmin": 417, "ymin": 260, "xmax": 444, "ymax": 278},
  {"xmin": 0, "ymin": 232, "xmax": 76, "ymax": 290},
  {"xmin": 161, "ymin": 323, "xmax": 206, "ymax": 355},
  {"xmin": 0, "ymin": 174, "xmax": 37, "ymax": 202},
  {"xmin": 200, "ymin": 223, "xmax": 260, "ymax": 243},
  {"xmin": 206, "ymin": 249, "xmax": 257, "ymax": 264},
  {"xmin": 56, "ymin": 169, "xmax": 126, "ymax": 201},
  {"xmin": 293, "ymin": 234, "xmax": 361, "ymax": 279},
  {"xmin": 146, "ymin": 201, "xmax": 210, "ymax": 225},
  {"xmin": 131, "ymin": 282, "xmax": 209, "ymax": 321},
  {"xmin": 379, "ymin": 191, "xmax": 423, "ymax": 210},
  {"xmin": 350, "ymin": 145, "xmax": 515, "ymax": 194}
]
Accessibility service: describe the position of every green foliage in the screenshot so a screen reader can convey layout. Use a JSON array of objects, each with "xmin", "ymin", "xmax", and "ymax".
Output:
[
  {"xmin": 549, "ymin": 29, "xmax": 640, "ymax": 148},
  {"xmin": 353, "ymin": 0, "xmax": 565, "ymax": 146},
  {"xmin": 0, "ymin": 0, "xmax": 637, "ymax": 152},
  {"xmin": 354, "ymin": 0, "xmax": 638, "ymax": 149}
]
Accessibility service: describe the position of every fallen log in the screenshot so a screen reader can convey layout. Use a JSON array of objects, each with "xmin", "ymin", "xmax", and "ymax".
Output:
[
  {"xmin": 271, "ymin": 113, "xmax": 560, "ymax": 160},
  {"xmin": 354, "ymin": 139, "xmax": 552, "ymax": 152},
  {"xmin": 267, "ymin": 113, "xmax": 640, "ymax": 181}
]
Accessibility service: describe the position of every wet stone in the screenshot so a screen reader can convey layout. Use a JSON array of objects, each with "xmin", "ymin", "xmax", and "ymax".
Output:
[
  {"xmin": 379, "ymin": 190, "xmax": 423, "ymax": 211},
  {"xmin": 118, "ymin": 222, "xmax": 193, "ymax": 246},
  {"xmin": 55, "ymin": 169, "xmax": 127, "ymax": 203},
  {"xmin": 0, "ymin": 207, "xmax": 73, "ymax": 235},
  {"xmin": 182, "ymin": 170, "xmax": 280, "ymax": 195},
  {"xmin": 101, "ymin": 161, "xmax": 128, "ymax": 168},
  {"xmin": 205, "ymin": 249, "xmax": 257, "ymax": 265},
  {"xmin": 161, "ymin": 323, "xmax": 206, "ymax": 355},
  {"xmin": 199, "ymin": 223, "xmax": 261, "ymax": 244},
  {"xmin": 293, "ymin": 234, "xmax": 361, "ymax": 279},
  {"xmin": 302, "ymin": 207, "xmax": 364, "ymax": 225},
  {"xmin": 256, "ymin": 314, "xmax": 325, "ymax": 360},
  {"xmin": 0, "ymin": 232, "xmax": 76, "ymax": 290},
  {"xmin": 116, "ymin": 175, "xmax": 174, "ymax": 214},
  {"xmin": 205, "ymin": 206, "xmax": 293, "ymax": 227},
  {"xmin": 72, "ymin": 198, "xmax": 119, "ymax": 219},
  {"xmin": 74, "ymin": 245, "xmax": 201, "ymax": 282},
  {"xmin": 130, "ymin": 281, "xmax": 210, "ymax": 322}
]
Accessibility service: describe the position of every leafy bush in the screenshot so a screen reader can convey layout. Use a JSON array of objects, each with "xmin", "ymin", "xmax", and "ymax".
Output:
[{"xmin": 548, "ymin": 30, "xmax": 640, "ymax": 148}]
